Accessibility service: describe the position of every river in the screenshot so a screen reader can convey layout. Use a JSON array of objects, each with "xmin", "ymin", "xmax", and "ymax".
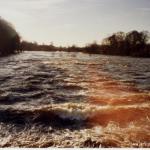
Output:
[{"xmin": 0, "ymin": 51, "xmax": 150, "ymax": 147}]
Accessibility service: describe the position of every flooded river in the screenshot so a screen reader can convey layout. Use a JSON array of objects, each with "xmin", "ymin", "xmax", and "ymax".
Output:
[{"xmin": 0, "ymin": 51, "xmax": 150, "ymax": 147}]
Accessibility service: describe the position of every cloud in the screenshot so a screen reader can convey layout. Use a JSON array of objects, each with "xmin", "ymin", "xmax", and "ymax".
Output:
[
  {"xmin": 0, "ymin": 0, "xmax": 150, "ymax": 46},
  {"xmin": 0, "ymin": 0, "xmax": 67, "ymax": 11},
  {"xmin": 138, "ymin": 7, "xmax": 150, "ymax": 12}
]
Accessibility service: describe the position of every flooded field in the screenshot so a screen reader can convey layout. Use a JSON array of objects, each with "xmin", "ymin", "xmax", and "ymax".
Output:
[{"xmin": 0, "ymin": 51, "xmax": 150, "ymax": 148}]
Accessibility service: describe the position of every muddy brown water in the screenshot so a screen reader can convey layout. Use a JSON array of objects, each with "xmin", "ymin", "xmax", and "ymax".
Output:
[{"xmin": 0, "ymin": 51, "xmax": 150, "ymax": 147}]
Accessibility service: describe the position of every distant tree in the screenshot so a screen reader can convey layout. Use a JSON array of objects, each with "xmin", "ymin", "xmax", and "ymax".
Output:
[
  {"xmin": 102, "ymin": 32, "xmax": 126, "ymax": 55},
  {"xmin": 102, "ymin": 30, "xmax": 150, "ymax": 56},
  {"xmin": 0, "ymin": 17, "xmax": 21, "ymax": 56},
  {"xmin": 126, "ymin": 30, "xmax": 150, "ymax": 56},
  {"xmin": 102, "ymin": 34, "xmax": 117, "ymax": 48},
  {"xmin": 103, "ymin": 32, "xmax": 123, "ymax": 46}
]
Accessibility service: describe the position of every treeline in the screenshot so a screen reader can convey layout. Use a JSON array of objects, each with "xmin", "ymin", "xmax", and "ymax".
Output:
[
  {"xmin": 0, "ymin": 17, "xmax": 21, "ymax": 56},
  {"xmin": 0, "ymin": 17, "xmax": 150, "ymax": 57},
  {"xmin": 101, "ymin": 31, "xmax": 150, "ymax": 57},
  {"xmin": 21, "ymin": 30, "xmax": 150, "ymax": 57}
]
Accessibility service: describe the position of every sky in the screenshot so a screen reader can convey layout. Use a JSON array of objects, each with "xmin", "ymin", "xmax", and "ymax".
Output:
[{"xmin": 0, "ymin": 0, "xmax": 150, "ymax": 46}]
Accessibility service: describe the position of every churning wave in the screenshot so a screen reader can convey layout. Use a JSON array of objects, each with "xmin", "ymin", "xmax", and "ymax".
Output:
[{"xmin": 0, "ymin": 51, "xmax": 150, "ymax": 147}]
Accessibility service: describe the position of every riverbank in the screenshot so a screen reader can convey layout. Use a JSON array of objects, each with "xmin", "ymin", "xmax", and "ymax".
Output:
[{"xmin": 21, "ymin": 30, "xmax": 150, "ymax": 58}]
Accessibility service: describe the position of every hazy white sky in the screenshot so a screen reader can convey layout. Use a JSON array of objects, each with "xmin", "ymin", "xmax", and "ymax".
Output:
[{"xmin": 0, "ymin": 0, "xmax": 150, "ymax": 46}]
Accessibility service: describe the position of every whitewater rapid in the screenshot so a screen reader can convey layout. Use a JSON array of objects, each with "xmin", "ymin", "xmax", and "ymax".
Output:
[{"xmin": 0, "ymin": 51, "xmax": 150, "ymax": 147}]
